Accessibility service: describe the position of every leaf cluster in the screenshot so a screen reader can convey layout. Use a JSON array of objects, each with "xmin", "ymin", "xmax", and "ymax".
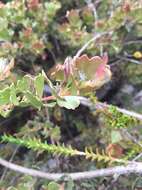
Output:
[
  {"xmin": 0, "ymin": 72, "xmax": 44, "ymax": 116},
  {"xmin": 0, "ymin": 0, "xmax": 60, "ymax": 57},
  {"xmin": 57, "ymin": 1, "xmax": 142, "ymax": 54}
]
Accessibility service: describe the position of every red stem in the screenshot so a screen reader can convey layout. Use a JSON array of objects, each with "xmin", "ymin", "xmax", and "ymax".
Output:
[{"xmin": 42, "ymin": 96, "xmax": 56, "ymax": 101}]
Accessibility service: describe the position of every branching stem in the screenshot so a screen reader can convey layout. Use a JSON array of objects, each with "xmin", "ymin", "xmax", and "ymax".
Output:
[
  {"xmin": 0, "ymin": 157, "xmax": 142, "ymax": 181},
  {"xmin": 74, "ymin": 31, "xmax": 112, "ymax": 59}
]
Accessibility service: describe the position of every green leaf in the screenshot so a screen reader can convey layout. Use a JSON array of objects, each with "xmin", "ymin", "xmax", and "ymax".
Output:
[
  {"xmin": 111, "ymin": 130, "xmax": 122, "ymax": 143},
  {"xmin": 50, "ymin": 126, "xmax": 61, "ymax": 141},
  {"xmin": 0, "ymin": 109, "xmax": 11, "ymax": 117},
  {"xmin": 0, "ymin": 18, "xmax": 8, "ymax": 29},
  {"xmin": 45, "ymin": 2, "xmax": 61, "ymax": 19},
  {"xmin": 47, "ymin": 182, "xmax": 60, "ymax": 190},
  {"xmin": 65, "ymin": 179, "xmax": 74, "ymax": 190},
  {"xmin": 57, "ymin": 96, "xmax": 80, "ymax": 110},
  {"xmin": 0, "ymin": 87, "xmax": 10, "ymax": 105},
  {"xmin": 17, "ymin": 77, "xmax": 29, "ymax": 92},
  {"xmin": 10, "ymin": 84, "xmax": 19, "ymax": 106},
  {"xmin": 130, "ymin": 8, "xmax": 142, "ymax": 23},
  {"xmin": 25, "ymin": 91, "xmax": 43, "ymax": 109},
  {"xmin": 42, "ymin": 70, "xmax": 57, "ymax": 97},
  {"xmin": 44, "ymin": 102, "xmax": 56, "ymax": 108},
  {"xmin": 75, "ymin": 54, "xmax": 111, "ymax": 92},
  {"xmin": 4, "ymin": 187, "xmax": 17, "ymax": 190},
  {"xmin": 0, "ymin": 29, "xmax": 12, "ymax": 41},
  {"xmin": 67, "ymin": 9, "xmax": 82, "ymax": 28},
  {"xmin": 34, "ymin": 73, "xmax": 44, "ymax": 98},
  {"xmin": 19, "ymin": 101, "xmax": 29, "ymax": 107}
]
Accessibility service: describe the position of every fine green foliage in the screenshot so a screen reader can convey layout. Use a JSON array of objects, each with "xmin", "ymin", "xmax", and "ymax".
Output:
[
  {"xmin": 1, "ymin": 134, "xmax": 81, "ymax": 157},
  {"xmin": 1, "ymin": 134, "xmax": 128, "ymax": 164},
  {"xmin": 102, "ymin": 105, "xmax": 139, "ymax": 129}
]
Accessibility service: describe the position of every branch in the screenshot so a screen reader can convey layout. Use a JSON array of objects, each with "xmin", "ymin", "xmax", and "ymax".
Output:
[
  {"xmin": 74, "ymin": 31, "xmax": 113, "ymax": 59},
  {"xmin": 0, "ymin": 145, "xmax": 20, "ymax": 182},
  {"xmin": 116, "ymin": 55, "xmax": 142, "ymax": 65},
  {"xmin": 124, "ymin": 40, "xmax": 142, "ymax": 45},
  {"xmin": 78, "ymin": 96, "xmax": 142, "ymax": 121},
  {"xmin": 121, "ymin": 129, "xmax": 142, "ymax": 161},
  {"xmin": 85, "ymin": 0, "xmax": 98, "ymax": 20},
  {"xmin": 42, "ymin": 95, "xmax": 55, "ymax": 101},
  {"xmin": 42, "ymin": 95, "xmax": 142, "ymax": 121},
  {"xmin": 116, "ymin": 106, "xmax": 142, "ymax": 121},
  {"xmin": 0, "ymin": 157, "xmax": 142, "ymax": 181}
]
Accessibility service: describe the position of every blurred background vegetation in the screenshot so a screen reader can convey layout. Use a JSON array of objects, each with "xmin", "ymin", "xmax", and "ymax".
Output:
[{"xmin": 0, "ymin": 0, "xmax": 142, "ymax": 189}]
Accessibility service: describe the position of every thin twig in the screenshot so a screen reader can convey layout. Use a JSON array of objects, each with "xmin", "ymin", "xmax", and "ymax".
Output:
[
  {"xmin": 42, "ymin": 95, "xmax": 55, "ymax": 101},
  {"xmin": 116, "ymin": 107, "xmax": 142, "ymax": 121},
  {"xmin": 111, "ymin": 129, "xmax": 142, "ymax": 181},
  {"xmin": 116, "ymin": 55, "xmax": 142, "ymax": 65},
  {"xmin": 133, "ymin": 153, "xmax": 142, "ymax": 161},
  {"xmin": 122, "ymin": 129, "xmax": 142, "ymax": 148},
  {"xmin": 74, "ymin": 31, "xmax": 113, "ymax": 59},
  {"xmin": 122, "ymin": 129, "xmax": 142, "ymax": 161},
  {"xmin": 0, "ymin": 157, "xmax": 142, "ymax": 181},
  {"xmin": 124, "ymin": 40, "xmax": 142, "ymax": 45},
  {"xmin": 0, "ymin": 145, "xmax": 20, "ymax": 182},
  {"xmin": 85, "ymin": 0, "xmax": 98, "ymax": 20}
]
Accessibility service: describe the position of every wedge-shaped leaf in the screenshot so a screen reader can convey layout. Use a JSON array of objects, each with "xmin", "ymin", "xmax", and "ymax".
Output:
[
  {"xmin": 45, "ymin": 1, "xmax": 61, "ymax": 19},
  {"xmin": 44, "ymin": 102, "xmax": 56, "ymax": 108},
  {"xmin": 129, "ymin": 8, "xmax": 142, "ymax": 23},
  {"xmin": 67, "ymin": 9, "xmax": 82, "ymax": 29},
  {"xmin": 17, "ymin": 77, "xmax": 29, "ymax": 92},
  {"xmin": 49, "ymin": 64, "xmax": 64, "ymax": 81},
  {"xmin": 49, "ymin": 54, "xmax": 111, "ymax": 95},
  {"xmin": 0, "ymin": 106, "xmax": 12, "ymax": 117},
  {"xmin": 47, "ymin": 181, "xmax": 60, "ymax": 190},
  {"xmin": 82, "ymin": 7, "xmax": 94, "ymax": 25},
  {"xmin": 27, "ymin": 0, "xmax": 39, "ymax": 10},
  {"xmin": 57, "ymin": 96, "xmax": 80, "ymax": 110},
  {"xmin": 0, "ymin": 28, "xmax": 12, "ymax": 41},
  {"xmin": 10, "ymin": 84, "xmax": 19, "ymax": 106},
  {"xmin": 25, "ymin": 91, "xmax": 43, "ymax": 109},
  {"xmin": 106, "ymin": 143, "xmax": 123, "ymax": 158},
  {"xmin": 34, "ymin": 73, "xmax": 44, "ymax": 98},
  {"xmin": 49, "ymin": 57, "xmax": 74, "ymax": 82},
  {"xmin": 111, "ymin": 130, "xmax": 122, "ymax": 143},
  {"xmin": 0, "ymin": 87, "xmax": 10, "ymax": 105},
  {"xmin": 50, "ymin": 126, "xmax": 61, "ymax": 141},
  {"xmin": 74, "ymin": 54, "xmax": 112, "ymax": 92}
]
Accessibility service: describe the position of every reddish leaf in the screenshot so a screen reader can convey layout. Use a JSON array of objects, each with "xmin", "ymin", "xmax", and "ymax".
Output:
[
  {"xmin": 66, "ymin": 9, "xmax": 80, "ymax": 24},
  {"xmin": 23, "ymin": 27, "xmax": 32, "ymax": 38},
  {"xmin": 27, "ymin": 0, "xmax": 39, "ymax": 10},
  {"xmin": 50, "ymin": 64, "xmax": 65, "ymax": 81},
  {"xmin": 0, "ymin": 2, "xmax": 4, "ymax": 8},
  {"xmin": 106, "ymin": 143, "xmax": 124, "ymax": 158},
  {"xmin": 49, "ymin": 54, "xmax": 111, "ymax": 95},
  {"xmin": 0, "ymin": 58, "xmax": 14, "ymax": 81},
  {"xmin": 50, "ymin": 57, "xmax": 74, "ymax": 82},
  {"xmin": 122, "ymin": 2, "xmax": 131, "ymax": 13},
  {"xmin": 64, "ymin": 56, "xmax": 74, "ymax": 80},
  {"xmin": 74, "ymin": 54, "xmax": 111, "ymax": 92}
]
